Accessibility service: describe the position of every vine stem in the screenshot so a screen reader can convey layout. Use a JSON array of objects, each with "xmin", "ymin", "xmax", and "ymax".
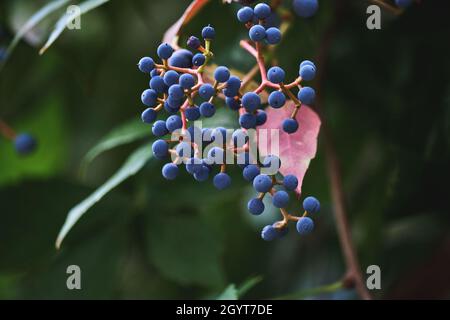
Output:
[{"xmin": 0, "ymin": 119, "xmax": 16, "ymax": 140}]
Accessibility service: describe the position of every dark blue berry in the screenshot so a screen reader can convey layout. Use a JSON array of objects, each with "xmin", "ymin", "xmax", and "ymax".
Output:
[
  {"xmin": 150, "ymin": 69, "xmax": 160, "ymax": 78},
  {"xmin": 169, "ymin": 49, "xmax": 193, "ymax": 68},
  {"xmin": 273, "ymin": 223, "xmax": 289, "ymax": 237},
  {"xmin": 243, "ymin": 164, "xmax": 260, "ymax": 182},
  {"xmin": 283, "ymin": 174, "xmax": 298, "ymax": 191},
  {"xmin": 299, "ymin": 64, "xmax": 316, "ymax": 81},
  {"xmin": 152, "ymin": 120, "xmax": 169, "ymax": 136},
  {"xmin": 303, "ymin": 196, "xmax": 320, "ymax": 213},
  {"xmin": 248, "ymin": 198, "xmax": 265, "ymax": 215},
  {"xmin": 166, "ymin": 96, "xmax": 182, "ymax": 109},
  {"xmin": 168, "ymin": 84, "xmax": 185, "ymax": 100},
  {"xmin": 199, "ymin": 102, "xmax": 216, "ymax": 118},
  {"xmin": 187, "ymin": 36, "xmax": 201, "ymax": 49},
  {"xmin": 265, "ymin": 27, "xmax": 281, "ymax": 45},
  {"xmin": 296, "ymin": 217, "xmax": 314, "ymax": 235},
  {"xmin": 194, "ymin": 165, "xmax": 210, "ymax": 181},
  {"xmin": 395, "ymin": 0, "xmax": 412, "ymax": 8},
  {"xmin": 166, "ymin": 115, "xmax": 183, "ymax": 132},
  {"xmin": 267, "ymin": 66, "xmax": 285, "ymax": 84},
  {"xmin": 138, "ymin": 57, "xmax": 155, "ymax": 73},
  {"xmin": 268, "ymin": 91, "xmax": 286, "ymax": 108},
  {"xmin": 264, "ymin": 12, "xmax": 281, "ymax": 28},
  {"xmin": 192, "ymin": 53, "xmax": 206, "ymax": 66},
  {"xmin": 213, "ymin": 172, "xmax": 231, "ymax": 190},
  {"xmin": 176, "ymin": 141, "xmax": 193, "ymax": 157},
  {"xmin": 163, "ymin": 70, "xmax": 179, "ymax": 86},
  {"xmin": 241, "ymin": 92, "xmax": 260, "ymax": 112},
  {"xmin": 152, "ymin": 140, "xmax": 169, "ymax": 159},
  {"xmin": 185, "ymin": 106, "xmax": 201, "ymax": 121},
  {"xmin": 239, "ymin": 113, "xmax": 257, "ymax": 129},
  {"xmin": 249, "ymin": 25, "xmax": 266, "ymax": 42},
  {"xmin": 224, "ymin": 76, "xmax": 241, "ymax": 97},
  {"xmin": 226, "ymin": 97, "xmax": 241, "ymax": 110},
  {"xmin": 254, "ymin": 3, "xmax": 271, "ymax": 19},
  {"xmin": 14, "ymin": 133, "xmax": 36, "ymax": 155},
  {"xmin": 272, "ymin": 190, "xmax": 289, "ymax": 208},
  {"xmin": 164, "ymin": 102, "xmax": 178, "ymax": 114},
  {"xmin": 282, "ymin": 118, "xmax": 299, "ymax": 134},
  {"xmin": 162, "ymin": 163, "xmax": 179, "ymax": 180},
  {"xmin": 157, "ymin": 43, "xmax": 174, "ymax": 60},
  {"xmin": 292, "ymin": 0, "xmax": 319, "ymax": 18},
  {"xmin": 141, "ymin": 108, "xmax": 157, "ymax": 123},
  {"xmin": 256, "ymin": 110, "xmax": 267, "ymax": 126},
  {"xmin": 261, "ymin": 225, "xmax": 278, "ymax": 241},
  {"xmin": 300, "ymin": 60, "xmax": 316, "ymax": 69},
  {"xmin": 237, "ymin": 6, "xmax": 254, "ymax": 23},
  {"xmin": 262, "ymin": 155, "xmax": 281, "ymax": 171},
  {"xmin": 141, "ymin": 89, "xmax": 157, "ymax": 107},
  {"xmin": 207, "ymin": 147, "xmax": 225, "ymax": 164},
  {"xmin": 298, "ymin": 86, "xmax": 315, "ymax": 105},
  {"xmin": 179, "ymin": 73, "xmax": 196, "ymax": 89},
  {"xmin": 186, "ymin": 157, "xmax": 203, "ymax": 174},
  {"xmin": 253, "ymin": 174, "xmax": 273, "ymax": 193},
  {"xmin": 214, "ymin": 66, "xmax": 230, "ymax": 83},
  {"xmin": 202, "ymin": 25, "xmax": 215, "ymax": 40},
  {"xmin": 150, "ymin": 76, "xmax": 167, "ymax": 94},
  {"xmin": 199, "ymin": 83, "xmax": 215, "ymax": 99}
]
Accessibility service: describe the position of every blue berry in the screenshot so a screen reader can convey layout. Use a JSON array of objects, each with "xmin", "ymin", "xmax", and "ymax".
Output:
[
  {"xmin": 256, "ymin": 110, "xmax": 267, "ymax": 126},
  {"xmin": 265, "ymin": 12, "xmax": 281, "ymax": 28},
  {"xmin": 166, "ymin": 115, "xmax": 183, "ymax": 132},
  {"xmin": 152, "ymin": 120, "xmax": 169, "ymax": 136},
  {"xmin": 185, "ymin": 106, "xmax": 201, "ymax": 121},
  {"xmin": 150, "ymin": 69, "xmax": 160, "ymax": 78},
  {"xmin": 176, "ymin": 141, "xmax": 193, "ymax": 157},
  {"xmin": 268, "ymin": 91, "xmax": 286, "ymax": 108},
  {"xmin": 303, "ymin": 196, "xmax": 320, "ymax": 213},
  {"xmin": 265, "ymin": 27, "xmax": 281, "ymax": 45},
  {"xmin": 253, "ymin": 174, "xmax": 273, "ymax": 193},
  {"xmin": 248, "ymin": 198, "xmax": 265, "ymax": 215},
  {"xmin": 187, "ymin": 36, "xmax": 201, "ymax": 49},
  {"xmin": 199, "ymin": 83, "xmax": 215, "ymax": 99},
  {"xmin": 166, "ymin": 96, "xmax": 182, "ymax": 109},
  {"xmin": 202, "ymin": 25, "xmax": 215, "ymax": 40},
  {"xmin": 138, "ymin": 57, "xmax": 154, "ymax": 73},
  {"xmin": 164, "ymin": 103, "xmax": 178, "ymax": 115},
  {"xmin": 239, "ymin": 113, "xmax": 257, "ymax": 129},
  {"xmin": 296, "ymin": 217, "xmax": 314, "ymax": 235},
  {"xmin": 141, "ymin": 89, "xmax": 157, "ymax": 107},
  {"xmin": 141, "ymin": 108, "xmax": 157, "ymax": 123},
  {"xmin": 168, "ymin": 84, "xmax": 185, "ymax": 100},
  {"xmin": 186, "ymin": 157, "xmax": 203, "ymax": 174},
  {"xmin": 272, "ymin": 190, "xmax": 289, "ymax": 208},
  {"xmin": 298, "ymin": 86, "xmax": 315, "ymax": 105},
  {"xmin": 224, "ymin": 76, "xmax": 241, "ymax": 97},
  {"xmin": 168, "ymin": 49, "xmax": 193, "ymax": 68},
  {"xmin": 157, "ymin": 43, "xmax": 174, "ymax": 60},
  {"xmin": 395, "ymin": 0, "xmax": 412, "ymax": 8},
  {"xmin": 261, "ymin": 225, "xmax": 278, "ymax": 241},
  {"xmin": 237, "ymin": 6, "xmax": 254, "ymax": 23},
  {"xmin": 262, "ymin": 155, "xmax": 281, "ymax": 171},
  {"xmin": 162, "ymin": 163, "xmax": 179, "ymax": 180},
  {"xmin": 292, "ymin": 0, "xmax": 319, "ymax": 18},
  {"xmin": 14, "ymin": 133, "xmax": 36, "ymax": 155},
  {"xmin": 243, "ymin": 164, "xmax": 260, "ymax": 182},
  {"xmin": 226, "ymin": 97, "xmax": 241, "ymax": 110},
  {"xmin": 232, "ymin": 129, "xmax": 248, "ymax": 146},
  {"xmin": 199, "ymin": 102, "xmax": 216, "ymax": 118},
  {"xmin": 150, "ymin": 76, "xmax": 167, "ymax": 94},
  {"xmin": 283, "ymin": 174, "xmax": 298, "ymax": 191},
  {"xmin": 273, "ymin": 224, "xmax": 289, "ymax": 238},
  {"xmin": 179, "ymin": 73, "xmax": 196, "ymax": 89},
  {"xmin": 300, "ymin": 60, "xmax": 316, "ymax": 69},
  {"xmin": 282, "ymin": 118, "xmax": 299, "ymax": 134},
  {"xmin": 194, "ymin": 165, "xmax": 210, "ymax": 181},
  {"xmin": 249, "ymin": 25, "xmax": 266, "ymax": 42},
  {"xmin": 299, "ymin": 64, "xmax": 316, "ymax": 81},
  {"xmin": 207, "ymin": 147, "xmax": 225, "ymax": 164},
  {"xmin": 152, "ymin": 140, "xmax": 169, "ymax": 159},
  {"xmin": 163, "ymin": 70, "xmax": 179, "ymax": 86},
  {"xmin": 267, "ymin": 66, "xmax": 285, "ymax": 83},
  {"xmin": 213, "ymin": 173, "xmax": 231, "ymax": 190},
  {"xmin": 241, "ymin": 92, "xmax": 260, "ymax": 112},
  {"xmin": 214, "ymin": 66, "xmax": 230, "ymax": 83},
  {"xmin": 192, "ymin": 53, "xmax": 206, "ymax": 66},
  {"xmin": 254, "ymin": 3, "xmax": 271, "ymax": 19}
]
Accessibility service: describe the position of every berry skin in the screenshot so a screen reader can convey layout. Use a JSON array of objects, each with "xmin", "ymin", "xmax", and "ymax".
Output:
[
  {"xmin": 249, "ymin": 25, "xmax": 266, "ymax": 42},
  {"xmin": 256, "ymin": 110, "xmax": 267, "ymax": 126},
  {"xmin": 298, "ymin": 86, "xmax": 315, "ymax": 105},
  {"xmin": 241, "ymin": 92, "xmax": 260, "ymax": 112},
  {"xmin": 162, "ymin": 163, "xmax": 179, "ymax": 180},
  {"xmin": 163, "ymin": 70, "xmax": 180, "ymax": 86},
  {"xmin": 268, "ymin": 91, "xmax": 286, "ymax": 108},
  {"xmin": 186, "ymin": 157, "xmax": 203, "ymax": 175},
  {"xmin": 296, "ymin": 217, "xmax": 314, "ymax": 235},
  {"xmin": 152, "ymin": 140, "xmax": 169, "ymax": 159},
  {"xmin": 187, "ymin": 36, "xmax": 201, "ymax": 49},
  {"xmin": 202, "ymin": 25, "xmax": 215, "ymax": 40},
  {"xmin": 272, "ymin": 190, "xmax": 290, "ymax": 208},
  {"xmin": 254, "ymin": 3, "xmax": 271, "ymax": 19},
  {"xmin": 168, "ymin": 84, "xmax": 185, "ymax": 100},
  {"xmin": 395, "ymin": 0, "xmax": 412, "ymax": 8},
  {"xmin": 265, "ymin": 27, "xmax": 281, "ymax": 45},
  {"xmin": 138, "ymin": 57, "xmax": 154, "ymax": 73},
  {"xmin": 226, "ymin": 97, "xmax": 241, "ymax": 111},
  {"xmin": 239, "ymin": 113, "xmax": 257, "ymax": 129},
  {"xmin": 141, "ymin": 108, "xmax": 157, "ymax": 124},
  {"xmin": 176, "ymin": 142, "xmax": 193, "ymax": 157},
  {"xmin": 248, "ymin": 198, "xmax": 265, "ymax": 215},
  {"xmin": 165, "ymin": 115, "xmax": 183, "ymax": 132},
  {"xmin": 283, "ymin": 174, "xmax": 298, "ymax": 191},
  {"xmin": 303, "ymin": 196, "xmax": 320, "ymax": 213},
  {"xmin": 157, "ymin": 43, "xmax": 174, "ymax": 60},
  {"xmin": 168, "ymin": 49, "xmax": 193, "ymax": 68},
  {"xmin": 166, "ymin": 96, "xmax": 182, "ymax": 109},
  {"xmin": 150, "ymin": 76, "xmax": 167, "ymax": 94},
  {"xmin": 199, "ymin": 102, "xmax": 216, "ymax": 118},
  {"xmin": 253, "ymin": 174, "xmax": 273, "ymax": 193},
  {"xmin": 237, "ymin": 6, "xmax": 254, "ymax": 23},
  {"xmin": 299, "ymin": 64, "xmax": 316, "ymax": 81},
  {"xmin": 199, "ymin": 83, "xmax": 216, "ymax": 99},
  {"xmin": 207, "ymin": 147, "xmax": 225, "ymax": 164},
  {"xmin": 14, "ymin": 133, "xmax": 36, "ymax": 155},
  {"xmin": 292, "ymin": 0, "xmax": 319, "ymax": 18},
  {"xmin": 141, "ymin": 89, "xmax": 157, "ymax": 107},
  {"xmin": 152, "ymin": 120, "xmax": 169, "ymax": 137},
  {"xmin": 179, "ymin": 73, "xmax": 196, "ymax": 89},
  {"xmin": 300, "ymin": 60, "xmax": 316, "ymax": 69},
  {"xmin": 214, "ymin": 66, "xmax": 231, "ymax": 83},
  {"xmin": 213, "ymin": 173, "xmax": 231, "ymax": 190},
  {"xmin": 261, "ymin": 225, "xmax": 278, "ymax": 241},
  {"xmin": 224, "ymin": 76, "xmax": 241, "ymax": 97},
  {"xmin": 267, "ymin": 66, "xmax": 285, "ymax": 84},
  {"xmin": 192, "ymin": 53, "xmax": 206, "ymax": 66},
  {"xmin": 243, "ymin": 164, "xmax": 260, "ymax": 182},
  {"xmin": 194, "ymin": 165, "xmax": 210, "ymax": 181},
  {"xmin": 262, "ymin": 155, "xmax": 281, "ymax": 171},
  {"xmin": 282, "ymin": 118, "xmax": 299, "ymax": 134},
  {"xmin": 185, "ymin": 106, "xmax": 201, "ymax": 121}
]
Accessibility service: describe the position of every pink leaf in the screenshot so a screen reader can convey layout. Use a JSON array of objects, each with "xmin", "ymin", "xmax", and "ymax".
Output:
[
  {"xmin": 162, "ymin": 0, "xmax": 210, "ymax": 48},
  {"xmin": 258, "ymin": 101, "xmax": 321, "ymax": 195}
]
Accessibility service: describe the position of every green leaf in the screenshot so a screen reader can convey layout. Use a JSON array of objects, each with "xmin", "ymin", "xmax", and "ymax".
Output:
[
  {"xmin": 236, "ymin": 276, "xmax": 263, "ymax": 297},
  {"xmin": 39, "ymin": 0, "xmax": 111, "ymax": 55},
  {"xmin": 81, "ymin": 118, "xmax": 150, "ymax": 172},
  {"xmin": 56, "ymin": 143, "xmax": 153, "ymax": 249},
  {"xmin": 0, "ymin": 0, "xmax": 70, "ymax": 70},
  {"xmin": 216, "ymin": 284, "xmax": 238, "ymax": 300}
]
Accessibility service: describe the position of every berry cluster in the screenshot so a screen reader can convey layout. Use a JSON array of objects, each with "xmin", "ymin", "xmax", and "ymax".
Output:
[{"xmin": 137, "ymin": 2, "xmax": 320, "ymax": 240}]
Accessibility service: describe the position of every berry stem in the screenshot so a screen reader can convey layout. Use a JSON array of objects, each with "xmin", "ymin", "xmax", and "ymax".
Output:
[{"xmin": 0, "ymin": 118, "xmax": 16, "ymax": 140}]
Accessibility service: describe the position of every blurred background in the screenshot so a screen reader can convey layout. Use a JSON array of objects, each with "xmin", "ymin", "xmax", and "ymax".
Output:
[{"xmin": 0, "ymin": 0, "xmax": 449, "ymax": 299}]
